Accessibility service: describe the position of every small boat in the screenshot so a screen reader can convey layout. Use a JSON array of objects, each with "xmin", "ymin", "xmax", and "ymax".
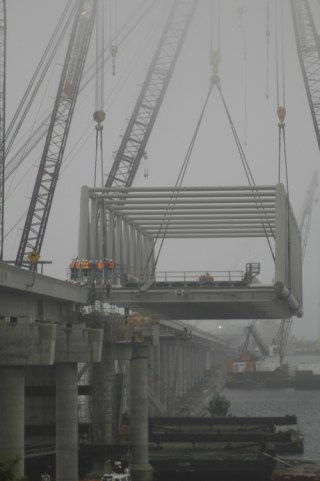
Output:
[
  {"xmin": 271, "ymin": 459, "xmax": 320, "ymax": 480},
  {"xmin": 100, "ymin": 473, "xmax": 131, "ymax": 481}
]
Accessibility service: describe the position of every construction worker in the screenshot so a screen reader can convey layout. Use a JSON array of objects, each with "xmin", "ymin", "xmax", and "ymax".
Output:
[
  {"xmin": 104, "ymin": 258, "xmax": 109, "ymax": 279},
  {"xmin": 74, "ymin": 259, "xmax": 80, "ymax": 280},
  {"xmin": 69, "ymin": 259, "xmax": 76, "ymax": 280},
  {"xmin": 107, "ymin": 258, "xmax": 115, "ymax": 282},
  {"xmin": 81, "ymin": 259, "xmax": 89, "ymax": 277},
  {"xmin": 97, "ymin": 259, "xmax": 104, "ymax": 279}
]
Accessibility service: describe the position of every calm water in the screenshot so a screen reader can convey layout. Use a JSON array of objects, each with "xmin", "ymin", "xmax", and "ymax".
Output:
[{"xmin": 224, "ymin": 354, "xmax": 320, "ymax": 460}]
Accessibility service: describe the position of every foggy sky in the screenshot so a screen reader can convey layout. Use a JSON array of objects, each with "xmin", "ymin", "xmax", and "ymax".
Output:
[{"xmin": 4, "ymin": 0, "xmax": 320, "ymax": 340}]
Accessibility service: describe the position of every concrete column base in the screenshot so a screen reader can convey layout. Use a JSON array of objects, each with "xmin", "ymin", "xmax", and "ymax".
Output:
[
  {"xmin": 131, "ymin": 463, "xmax": 154, "ymax": 481},
  {"xmin": 0, "ymin": 367, "xmax": 25, "ymax": 477},
  {"xmin": 56, "ymin": 363, "xmax": 78, "ymax": 481}
]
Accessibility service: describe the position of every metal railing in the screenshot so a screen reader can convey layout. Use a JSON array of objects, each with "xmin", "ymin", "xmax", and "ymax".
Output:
[{"xmin": 155, "ymin": 270, "xmax": 245, "ymax": 284}]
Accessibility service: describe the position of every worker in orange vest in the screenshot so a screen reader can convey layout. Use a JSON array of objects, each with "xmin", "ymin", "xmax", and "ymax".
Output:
[
  {"xmin": 107, "ymin": 259, "xmax": 115, "ymax": 282},
  {"xmin": 97, "ymin": 260, "xmax": 104, "ymax": 279},
  {"xmin": 81, "ymin": 259, "xmax": 89, "ymax": 277}
]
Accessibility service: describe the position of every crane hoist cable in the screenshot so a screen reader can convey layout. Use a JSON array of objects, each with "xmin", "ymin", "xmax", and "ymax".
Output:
[
  {"xmin": 265, "ymin": 0, "xmax": 270, "ymax": 99},
  {"xmin": 216, "ymin": 78, "xmax": 276, "ymax": 262},
  {"xmin": 108, "ymin": 0, "xmax": 119, "ymax": 75},
  {"xmin": 275, "ymin": 0, "xmax": 292, "ymax": 290},
  {"xmin": 6, "ymin": 0, "xmax": 156, "ymax": 220},
  {"xmin": 5, "ymin": 0, "xmax": 155, "ymax": 182},
  {"xmin": 5, "ymin": 1, "xmax": 77, "ymax": 158},
  {"xmin": 243, "ymin": 6, "xmax": 248, "ymax": 146},
  {"xmin": 235, "ymin": 2, "xmax": 248, "ymax": 145},
  {"xmin": 93, "ymin": 0, "xmax": 106, "ymax": 187},
  {"xmin": 141, "ymin": 81, "xmax": 214, "ymax": 282},
  {"xmin": 142, "ymin": 8, "xmax": 276, "ymax": 279}
]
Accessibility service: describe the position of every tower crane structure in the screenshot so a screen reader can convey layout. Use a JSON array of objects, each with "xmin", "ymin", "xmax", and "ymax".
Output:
[
  {"xmin": 270, "ymin": 0, "xmax": 320, "ymax": 362},
  {"xmin": 290, "ymin": 0, "xmax": 320, "ymax": 151},
  {"xmin": 15, "ymin": 0, "xmax": 97, "ymax": 269},
  {"xmin": 0, "ymin": 0, "xmax": 5, "ymax": 261},
  {"xmin": 105, "ymin": 0, "xmax": 198, "ymax": 188}
]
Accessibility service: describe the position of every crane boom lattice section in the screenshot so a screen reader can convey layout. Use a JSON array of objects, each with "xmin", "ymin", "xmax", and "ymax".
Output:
[
  {"xmin": 290, "ymin": 0, "xmax": 320, "ymax": 150},
  {"xmin": 0, "ymin": 1, "xmax": 5, "ymax": 260},
  {"xmin": 105, "ymin": 0, "xmax": 198, "ymax": 188},
  {"xmin": 15, "ymin": 0, "xmax": 97, "ymax": 268}
]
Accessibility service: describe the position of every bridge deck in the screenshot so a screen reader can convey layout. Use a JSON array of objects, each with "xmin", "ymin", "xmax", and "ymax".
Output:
[{"xmin": 108, "ymin": 283, "xmax": 302, "ymax": 320}]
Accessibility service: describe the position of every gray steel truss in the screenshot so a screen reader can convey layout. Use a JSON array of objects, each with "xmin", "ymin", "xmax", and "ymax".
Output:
[
  {"xmin": 0, "ymin": 1, "xmax": 5, "ymax": 260},
  {"xmin": 78, "ymin": 184, "xmax": 303, "ymax": 320}
]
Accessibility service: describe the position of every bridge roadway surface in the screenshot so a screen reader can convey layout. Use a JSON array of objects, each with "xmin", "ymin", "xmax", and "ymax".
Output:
[{"xmin": 108, "ymin": 279, "xmax": 303, "ymax": 320}]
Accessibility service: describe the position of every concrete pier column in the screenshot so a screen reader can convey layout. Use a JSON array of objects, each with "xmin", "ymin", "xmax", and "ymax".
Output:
[
  {"xmin": 182, "ymin": 344, "xmax": 188, "ymax": 394},
  {"xmin": 56, "ymin": 363, "xmax": 78, "ymax": 481},
  {"xmin": 177, "ymin": 345, "xmax": 183, "ymax": 397},
  {"xmin": 148, "ymin": 346, "xmax": 154, "ymax": 416},
  {"xmin": 153, "ymin": 345, "xmax": 161, "ymax": 402},
  {"xmin": 130, "ymin": 341, "xmax": 153, "ymax": 481},
  {"xmin": 0, "ymin": 367, "xmax": 25, "ymax": 476},
  {"xmin": 159, "ymin": 343, "xmax": 167, "ymax": 406}
]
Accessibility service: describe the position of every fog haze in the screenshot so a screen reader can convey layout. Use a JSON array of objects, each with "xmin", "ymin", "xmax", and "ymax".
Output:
[{"xmin": 4, "ymin": 0, "xmax": 320, "ymax": 340}]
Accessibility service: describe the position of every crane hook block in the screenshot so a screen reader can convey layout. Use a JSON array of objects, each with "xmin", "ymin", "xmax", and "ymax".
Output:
[
  {"xmin": 210, "ymin": 50, "xmax": 221, "ymax": 75},
  {"xmin": 93, "ymin": 111, "xmax": 106, "ymax": 123},
  {"xmin": 110, "ymin": 45, "xmax": 118, "ymax": 57},
  {"xmin": 277, "ymin": 106, "xmax": 286, "ymax": 123}
]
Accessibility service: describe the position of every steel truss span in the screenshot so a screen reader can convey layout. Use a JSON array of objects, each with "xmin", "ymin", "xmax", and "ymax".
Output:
[{"xmin": 78, "ymin": 183, "xmax": 303, "ymax": 320}]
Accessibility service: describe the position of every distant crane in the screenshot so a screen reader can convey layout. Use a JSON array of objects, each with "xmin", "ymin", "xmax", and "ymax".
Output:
[
  {"xmin": 240, "ymin": 320, "xmax": 270, "ymax": 359},
  {"xmin": 15, "ymin": 0, "xmax": 97, "ymax": 268},
  {"xmin": 0, "ymin": 0, "xmax": 5, "ymax": 260}
]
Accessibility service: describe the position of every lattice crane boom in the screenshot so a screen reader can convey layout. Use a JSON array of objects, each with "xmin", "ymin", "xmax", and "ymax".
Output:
[
  {"xmin": 105, "ymin": 0, "xmax": 198, "ymax": 188},
  {"xmin": 15, "ymin": 0, "xmax": 97, "ymax": 268},
  {"xmin": 0, "ymin": 1, "xmax": 5, "ymax": 260},
  {"xmin": 290, "ymin": 0, "xmax": 320, "ymax": 151}
]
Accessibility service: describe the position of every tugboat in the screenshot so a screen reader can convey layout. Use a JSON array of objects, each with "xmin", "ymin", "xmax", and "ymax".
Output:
[
  {"xmin": 100, "ymin": 461, "xmax": 131, "ymax": 481},
  {"xmin": 207, "ymin": 388, "xmax": 231, "ymax": 417}
]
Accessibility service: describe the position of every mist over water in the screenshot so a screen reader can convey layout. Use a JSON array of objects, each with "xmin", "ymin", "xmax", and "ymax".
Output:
[{"xmin": 225, "ymin": 354, "xmax": 320, "ymax": 460}]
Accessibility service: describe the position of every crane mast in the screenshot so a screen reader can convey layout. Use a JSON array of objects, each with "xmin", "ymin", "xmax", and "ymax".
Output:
[
  {"xmin": 15, "ymin": 0, "xmax": 97, "ymax": 268},
  {"xmin": 0, "ymin": 1, "xmax": 5, "ymax": 260},
  {"xmin": 290, "ymin": 0, "xmax": 320, "ymax": 150},
  {"xmin": 105, "ymin": 0, "xmax": 198, "ymax": 188}
]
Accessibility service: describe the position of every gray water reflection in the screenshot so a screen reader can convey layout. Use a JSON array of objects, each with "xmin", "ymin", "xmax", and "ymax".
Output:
[{"xmin": 224, "ymin": 354, "xmax": 320, "ymax": 460}]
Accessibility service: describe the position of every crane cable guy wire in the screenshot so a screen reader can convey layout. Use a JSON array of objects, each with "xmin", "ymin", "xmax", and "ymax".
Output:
[
  {"xmin": 142, "ymin": 1, "xmax": 276, "ymax": 280},
  {"xmin": 4, "ymin": 0, "xmax": 155, "ymax": 183},
  {"xmin": 5, "ymin": 0, "xmax": 77, "ymax": 159},
  {"xmin": 94, "ymin": 0, "xmax": 106, "ymax": 188},
  {"xmin": 275, "ymin": 0, "xmax": 292, "ymax": 292}
]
